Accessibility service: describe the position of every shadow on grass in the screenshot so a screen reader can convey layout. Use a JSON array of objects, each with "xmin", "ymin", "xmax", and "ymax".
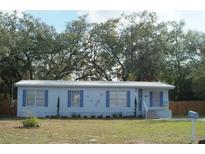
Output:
[{"xmin": 14, "ymin": 126, "xmax": 40, "ymax": 129}]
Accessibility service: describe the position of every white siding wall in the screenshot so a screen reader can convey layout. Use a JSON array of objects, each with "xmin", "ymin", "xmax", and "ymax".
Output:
[
  {"xmin": 17, "ymin": 86, "xmax": 170, "ymax": 117},
  {"xmin": 142, "ymin": 89, "xmax": 171, "ymax": 118},
  {"xmin": 140, "ymin": 89, "xmax": 169, "ymax": 108},
  {"xmin": 17, "ymin": 87, "xmax": 137, "ymax": 117},
  {"xmin": 17, "ymin": 87, "xmax": 58, "ymax": 117}
]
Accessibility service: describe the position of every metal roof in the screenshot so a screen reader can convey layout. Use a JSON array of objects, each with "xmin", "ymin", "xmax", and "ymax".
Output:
[{"xmin": 14, "ymin": 80, "xmax": 175, "ymax": 89}]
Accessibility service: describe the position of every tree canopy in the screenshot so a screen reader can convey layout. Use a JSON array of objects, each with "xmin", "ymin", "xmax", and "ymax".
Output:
[{"xmin": 0, "ymin": 11, "xmax": 205, "ymax": 101}]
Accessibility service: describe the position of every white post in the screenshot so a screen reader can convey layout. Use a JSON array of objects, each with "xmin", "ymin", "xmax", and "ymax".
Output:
[{"xmin": 191, "ymin": 119, "xmax": 196, "ymax": 143}]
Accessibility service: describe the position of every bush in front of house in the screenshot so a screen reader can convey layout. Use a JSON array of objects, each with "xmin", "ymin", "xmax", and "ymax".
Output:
[
  {"xmin": 97, "ymin": 115, "xmax": 103, "ymax": 118},
  {"xmin": 112, "ymin": 112, "xmax": 123, "ymax": 118},
  {"xmin": 22, "ymin": 117, "xmax": 40, "ymax": 128},
  {"xmin": 71, "ymin": 113, "xmax": 81, "ymax": 118},
  {"xmin": 105, "ymin": 115, "xmax": 111, "ymax": 118},
  {"xmin": 91, "ymin": 115, "xmax": 96, "ymax": 118}
]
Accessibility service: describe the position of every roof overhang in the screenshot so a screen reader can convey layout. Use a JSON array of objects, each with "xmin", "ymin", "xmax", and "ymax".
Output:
[{"xmin": 14, "ymin": 80, "xmax": 175, "ymax": 90}]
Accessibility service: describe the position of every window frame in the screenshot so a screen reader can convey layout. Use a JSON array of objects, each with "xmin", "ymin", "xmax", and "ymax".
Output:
[
  {"xmin": 25, "ymin": 90, "xmax": 35, "ymax": 106},
  {"xmin": 71, "ymin": 90, "xmax": 81, "ymax": 107},
  {"xmin": 23, "ymin": 89, "xmax": 47, "ymax": 107},
  {"xmin": 151, "ymin": 91, "xmax": 161, "ymax": 107},
  {"xmin": 109, "ymin": 90, "xmax": 128, "ymax": 108},
  {"xmin": 36, "ymin": 90, "xmax": 46, "ymax": 106}
]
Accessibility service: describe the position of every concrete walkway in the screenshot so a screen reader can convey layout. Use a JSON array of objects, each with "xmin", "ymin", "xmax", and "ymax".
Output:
[{"xmin": 151, "ymin": 118, "xmax": 205, "ymax": 121}]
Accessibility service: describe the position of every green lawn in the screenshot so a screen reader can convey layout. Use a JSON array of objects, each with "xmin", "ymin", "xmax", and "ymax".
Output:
[{"xmin": 0, "ymin": 118, "xmax": 204, "ymax": 144}]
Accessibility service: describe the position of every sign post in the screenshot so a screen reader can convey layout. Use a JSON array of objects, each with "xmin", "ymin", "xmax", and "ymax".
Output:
[
  {"xmin": 188, "ymin": 110, "xmax": 199, "ymax": 143},
  {"xmin": 191, "ymin": 118, "xmax": 195, "ymax": 142}
]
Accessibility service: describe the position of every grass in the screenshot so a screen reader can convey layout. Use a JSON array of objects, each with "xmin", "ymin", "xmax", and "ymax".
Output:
[{"xmin": 0, "ymin": 118, "xmax": 204, "ymax": 144}]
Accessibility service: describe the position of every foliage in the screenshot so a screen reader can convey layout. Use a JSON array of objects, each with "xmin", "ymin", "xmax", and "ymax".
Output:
[
  {"xmin": 112, "ymin": 112, "xmax": 123, "ymax": 118},
  {"xmin": 22, "ymin": 117, "xmax": 39, "ymax": 128},
  {"xmin": 97, "ymin": 115, "xmax": 103, "ymax": 118},
  {"xmin": 71, "ymin": 113, "xmax": 81, "ymax": 118},
  {"xmin": 105, "ymin": 115, "xmax": 111, "ymax": 118},
  {"xmin": 193, "ymin": 63, "xmax": 205, "ymax": 99},
  {"xmin": 90, "ymin": 115, "xmax": 96, "ymax": 118},
  {"xmin": 0, "ymin": 11, "xmax": 205, "ymax": 101}
]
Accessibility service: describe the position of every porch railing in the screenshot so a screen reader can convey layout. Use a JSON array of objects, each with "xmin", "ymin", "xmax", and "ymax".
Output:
[{"xmin": 142, "ymin": 100, "xmax": 148, "ymax": 119}]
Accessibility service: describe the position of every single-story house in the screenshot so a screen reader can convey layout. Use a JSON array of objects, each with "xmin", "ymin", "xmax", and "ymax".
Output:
[{"xmin": 14, "ymin": 80, "xmax": 175, "ymax": 118}]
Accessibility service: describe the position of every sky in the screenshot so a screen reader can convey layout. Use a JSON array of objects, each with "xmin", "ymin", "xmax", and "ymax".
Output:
[{"xmin": 25, "ymin": 10, "xmax": 205, "ymax": 33}]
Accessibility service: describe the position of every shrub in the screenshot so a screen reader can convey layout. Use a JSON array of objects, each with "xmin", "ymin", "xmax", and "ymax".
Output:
[
  {"xmin": 138, "ymin": 115, "xmax": 143, "ymax": 118},
  {"xmin": 91, "ymin": 115, "xmax": 96, "ymax": 118},
  {"xmin": 112, "ymin": 112, "xmax": 123, "ymax": 118},
  {"xmin": 105, "ymin": 115, "xmax": 110, "ymax": 118},
  {"xmin": 71, "ymin": 113, "xmax": 81, "ymax": 118},
  {"xmin": 97, "ymin": 115, "xmax": 103, "ymax": 118},
  {"xmin": 60, "ymin": 116, "xmax": 69, "ymax": 119},
  {"xmin": 124, "ymin": 115, "xmax": 135, "ymax": 118},
  {"xmin": 22, "ymin": 117, "xmax": 40, "ymax": 128}
]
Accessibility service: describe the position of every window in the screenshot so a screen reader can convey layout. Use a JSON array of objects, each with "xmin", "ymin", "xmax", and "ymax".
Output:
[
  {"xmin": 23, "ymin": 89, "xmax": 47, "ymax": 107},
  {"xmin": 152, "ymin": 92, "xmax": 160, "ymax": 107},
  {"xmin": 36, "ymin": 90, "xmax": 46, "ymax": 106},
  {"xmin": 110, "ymin": 91, "xmax": 127, "ymax": 107},
  {"xmin": 71, "ymin": 91, "xmax": 80, "ymax": 107},
  {"xmin": 26, "ymin": 90, "xmax": 35, "ymax": 106}
]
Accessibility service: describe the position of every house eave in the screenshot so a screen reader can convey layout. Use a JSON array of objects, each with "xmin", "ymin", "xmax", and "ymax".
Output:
[{"xmin": 14, "ymin": 80, "xmax": 175, "ymax": 90}]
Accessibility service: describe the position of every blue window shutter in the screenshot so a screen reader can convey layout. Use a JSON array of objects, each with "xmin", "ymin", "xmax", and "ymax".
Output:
[
  {"xmin": 45, "ymin": 90, "xmax": 48, "ymax": 107},
  {"xmin": 106, "ymin": 91, "xmax": 110, "ymax": 107},
  {"xmin": 127, "ymin": 91, "xmax": 131, "ymax": 107},
  {"xmin": 160, "ymin": 91, "xmax": 163, "ymax": 107},
  {"xmin": 80, "ymin": 90, "xmax": 84, "ymax": 107},
  {"xmin": 68, "ymin": 90, "xmax": 71, "ymax": 107},
  {"xmin": 150, "ymin": 91, "xmax": 153, "ymax": 107},
  {"xmin": 22, "ymin": 90, "xmax": 26, "ymax": 107}
]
